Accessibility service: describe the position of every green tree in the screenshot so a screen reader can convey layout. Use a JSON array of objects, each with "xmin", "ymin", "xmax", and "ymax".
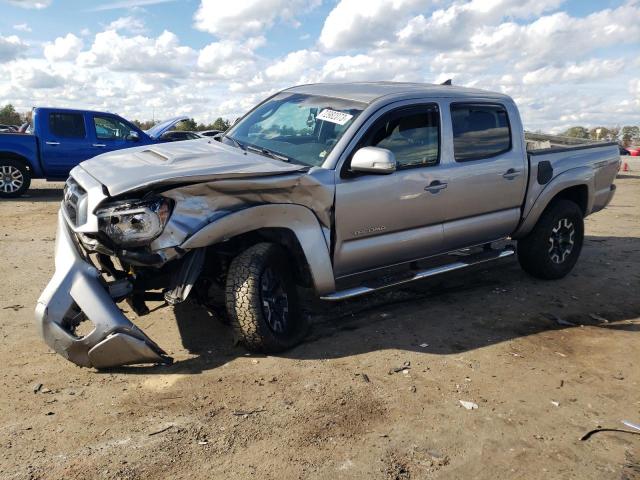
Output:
[
  {"xmin": 620, "ymin": 126, "xmax": 640, "ymax": 146},
  {"xmin": 211, "ymin": 117, "xmax": 231, "ymax": 131},
  {"xmin": 589, "ymin": 127, "xmax": 613, "ymax": 141},
  {"xmin": 562, "ymin": 126, "xmax": 590, "ymax": 139},
  {"xmin": 174, "ymin": 118, "xmax": 198, "ymax": 131},
  {"xmin": 132, "ymin": 119, "xmax": 156, "ymax": 130},
  {"xmin": 0, "ymin": 104, "xmax": 23, "ymax": 126}
]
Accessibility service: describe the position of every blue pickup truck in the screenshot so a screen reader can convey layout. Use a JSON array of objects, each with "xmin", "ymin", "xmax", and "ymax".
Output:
[{"xmin": 0, "ymin": 107, "xmax": 187, "ymax": 197}]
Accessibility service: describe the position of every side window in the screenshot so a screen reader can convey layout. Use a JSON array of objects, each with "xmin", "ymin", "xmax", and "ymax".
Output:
[
  {"xmin": 49, "ymin": 113, "xmax": 86, "ymax": 138},
  {"xmin": 361, "ymin": 105, "xmax": 440, "ymax": 168},
  {"xmin": 94, "ymin": 116, "xmax": 134, "ymax": 140},
  {"xmin": 450, "ymin": 104, "xmax": 511, "ymax": 161}
]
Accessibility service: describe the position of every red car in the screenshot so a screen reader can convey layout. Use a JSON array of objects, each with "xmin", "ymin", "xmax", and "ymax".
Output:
[{"xmin": 626, "ymin": 146, "xmax": 640, "ymax": 156}]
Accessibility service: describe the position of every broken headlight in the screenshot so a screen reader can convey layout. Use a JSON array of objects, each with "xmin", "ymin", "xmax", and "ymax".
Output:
[{"xmin": 96, "ymin": 197, "xmax": 173, "ymax": 247}]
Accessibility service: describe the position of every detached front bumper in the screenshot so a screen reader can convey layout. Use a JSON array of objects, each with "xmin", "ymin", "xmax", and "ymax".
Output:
[{"xmin": 35, "ymin": 211, "xmax": 172, "ymax": 369}]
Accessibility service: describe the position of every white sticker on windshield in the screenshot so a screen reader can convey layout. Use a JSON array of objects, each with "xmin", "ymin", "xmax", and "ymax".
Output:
[{"xmin": 316, "ymin": 109, "xmax": 353, "ymax": 125}]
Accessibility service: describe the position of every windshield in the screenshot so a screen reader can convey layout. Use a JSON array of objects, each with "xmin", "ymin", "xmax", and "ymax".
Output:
[{"xmin": 224, "ymin": 92, "xmax": 366, "ymax": 167}]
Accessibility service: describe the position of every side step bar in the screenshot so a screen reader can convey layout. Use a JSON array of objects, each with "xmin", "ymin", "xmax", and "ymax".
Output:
[{"xmin": 320, "ymin": 246, "xmax": 515, "ymax": 301}]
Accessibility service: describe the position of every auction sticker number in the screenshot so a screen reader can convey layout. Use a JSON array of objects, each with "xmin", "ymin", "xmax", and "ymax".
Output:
[{"xmin": 317, "ymin": 109, "xmax": 353, "ymax": 125}]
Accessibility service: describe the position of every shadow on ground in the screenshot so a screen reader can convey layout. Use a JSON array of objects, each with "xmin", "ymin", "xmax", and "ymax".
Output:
[{"xmin": 107, "ymin": 234, "xmax": 640, "ymax": 375}]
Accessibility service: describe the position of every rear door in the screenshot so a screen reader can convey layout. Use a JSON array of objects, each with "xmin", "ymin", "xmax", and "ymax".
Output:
[
  {"xmin": 437, "ymin": 101, "xmax": 526, "ymax": 250},
  {"xmin": 333, "ymin": 103, "xmax": 447, "ymax": 277},
  {"xmin": 39, "ymin": 111, "xmax": 94, "ymax": 178}
]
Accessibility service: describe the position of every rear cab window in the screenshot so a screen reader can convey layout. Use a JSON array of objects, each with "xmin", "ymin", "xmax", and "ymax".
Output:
[
  {"xmin": 49, "ymin": 113, "xmax": 86, "ymax": 138},
  {"xmin": 450, "ymin": 104, "xmax": 511, "ymax": 161},
  {"xmin": 93, "ymin": 116, "xmax": 135, "ymax": 141}
]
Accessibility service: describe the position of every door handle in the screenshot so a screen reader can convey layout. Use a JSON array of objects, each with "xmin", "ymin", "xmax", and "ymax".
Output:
[
  {"xmin": 424, "ymin": 180, "xmax": 448, "ymax": 193},
  {"xmin": 45, "ymin": 141, "xmax": 60, "ymax": 146},
  {"xmin": 502, "ymin": 168, "xmax": 520, "ymax": 179},
  {"xmin": 93, "ymin": 144, "xmax": 106, "ymax": 148}
]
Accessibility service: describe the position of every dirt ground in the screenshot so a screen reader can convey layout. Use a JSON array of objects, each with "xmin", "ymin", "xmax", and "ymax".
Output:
[{"xmin": 1, "ymin": 165, "xmax": 639, "ymax": 480}]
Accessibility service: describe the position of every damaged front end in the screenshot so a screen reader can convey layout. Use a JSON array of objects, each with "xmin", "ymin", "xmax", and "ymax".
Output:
[{"xmin": 35, "ymin": 172, "xmax": 194, "ymax": 369}]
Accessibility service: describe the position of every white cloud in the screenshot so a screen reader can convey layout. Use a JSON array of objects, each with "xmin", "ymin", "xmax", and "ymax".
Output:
[
  {"xmin": 13, "ymin": 23, "xmax": 32, "ymax": 32},
  {"xmin": 194, "ymin": 0, "xmax": 321, "ymax": 38},
  {"xmin": 265, "ymin": 49, "xmax": 322, "ymax": 81},
  {"xmin": 0, "ymin": 35, "xmax": 27, "ymax": 63},
  {"xmin": 91, "ymin": 0, "xmax": 176, "ymax": 11},
  {"xmin": 44, "ymin": 33, "xmax": 83, "ymax": 62},
  {"xmin": 522, "ymin": 59, "xmax": 624, "ymax": 85},
  {"xmin": 106, "ymin": 16, "xmax": 146, "ymax": 34},
  {"xmin": 78, "ymin": 30, "xmax": 196, "ymax": 75},
  {"xmin": 197, "ymin": 39, "xmax": 259, "ymax": 79},
  {"xmin": 4, "ymin": 0, "xmax": 51, "ymax": 9}
]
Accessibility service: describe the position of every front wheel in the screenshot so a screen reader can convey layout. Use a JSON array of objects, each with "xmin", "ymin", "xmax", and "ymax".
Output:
[
  {"xmin": 517, "ymin": 199, "xmax": 584, "ymax": 279},
  {"xmin": 0, "ymin": 159, "xmax": 31, "ymax": 198},
  {"xmin": 225, "ymin": 243, "xmax": 308, "ymax": 353}
]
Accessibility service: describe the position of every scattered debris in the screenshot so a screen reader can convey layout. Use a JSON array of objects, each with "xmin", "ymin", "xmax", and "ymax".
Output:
[
  {"xmin": 359, "ymin": 373, "xmax": 370, "ymax": 383},
  {"xmin": 41, "ymin": 387, "xmax": 51, "ymax": 394},
  {"xmin": 389, "ymin": 362, "xmax": 411, "ymax": 375},
  {"xmin": 232, "ymin": 408, "xmax": 266, "ymax": 416},
  {"xmin": 622, "ymin": 420, "xmax": 640, "ymax": 432},
  {"xmin": 580, "ymin": 424, "xmax": 640, "ymax": 441},
  {"xmin": 589, "ymin": 313, "xmax": 609, "ymax": 323},
  {"xmin": 613, "ymin": 373, "xmax": 625, "ymax": 380},
  {"xmin": 2, "ymin": 304, "xmax": 23, "ymax": 311},
  {"xmin": 409, "ymin": 385, "xmax": 417, "ymax": 393},
  {"xmin": 551, "ymin": 401, "xmax": 560, "ymax": 407},
  {"xmin": 554, "ymin": 352, "xmax": 567, "ymax": 358},
  {"xmin": 198, "ymin": 440, "xmax": 208, "ymax": 445},
  {"xmin": 419, "ymin": 343, "xmax": 429, "ymax": 348},
  {"xmin": 32, "ymin": 383, "xmax": 43, "ymax": 394},
  {"xmin": 459, "ymin": 400, "xmax": 478, "ymax": 410},
  {"xmin": 543, "ymin": 312, "xmax": 575, "ymax": 326},
  {"xmin": 148, "ymin": 425, "xmax": 174, "ymax": 436}
]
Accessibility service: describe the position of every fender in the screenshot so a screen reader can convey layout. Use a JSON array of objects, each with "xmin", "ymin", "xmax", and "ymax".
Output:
[
  {"xmin": 0, "ymin": 142, "xmax": 42, "ymax": 178},
  {"xmin": 180, "ymin": 204, "xmax": 336, "ymax": 295},
  {"xmin": 513, "ymin": 166, "xmax": 594, "ymax": 239}
]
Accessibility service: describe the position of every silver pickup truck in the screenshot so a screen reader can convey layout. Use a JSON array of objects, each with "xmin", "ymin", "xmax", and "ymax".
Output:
[{"xmin": 36, "ymin": 82, "xmax": 619, "ymax": 368}]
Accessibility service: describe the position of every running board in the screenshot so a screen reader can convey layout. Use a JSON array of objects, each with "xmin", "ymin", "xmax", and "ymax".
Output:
[{"xmin": 321, "ymin": 247, "xmax": 515, "ymax": 301}]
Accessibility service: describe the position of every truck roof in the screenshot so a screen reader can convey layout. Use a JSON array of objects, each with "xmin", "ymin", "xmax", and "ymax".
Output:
[
  {"xmin": 34, "ymin": 107, "xmax": 116, "ymax": 115},
  {"xmin": 285, "ymin": 81, "xmax": 512, "ymax": 104}
]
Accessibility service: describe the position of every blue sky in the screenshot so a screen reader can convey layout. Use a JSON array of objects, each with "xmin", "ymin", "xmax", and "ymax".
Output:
[{"xmin": 0, "ymin": 0, "xmax": 638, "ymax": 131}]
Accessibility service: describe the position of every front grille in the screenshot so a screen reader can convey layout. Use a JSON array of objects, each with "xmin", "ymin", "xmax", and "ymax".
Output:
[{"xmin": 63, "ymin": 177, "xmax": 87, "ymax": 226}]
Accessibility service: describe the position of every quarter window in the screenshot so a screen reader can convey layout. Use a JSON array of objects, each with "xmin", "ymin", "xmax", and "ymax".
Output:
[
  {"xmin": 49, "ymin": 113, "xmax": 86, "ymax": 138},
  {"xmin": 451, "ymin": 104, "xmax": 511, "ymax": 161},
  {"xmin": 361, "ymin": 105, "xmax": 440, "ymax": 169}
]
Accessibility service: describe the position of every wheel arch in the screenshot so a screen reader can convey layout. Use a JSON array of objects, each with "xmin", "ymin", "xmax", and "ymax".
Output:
[
  {"xmin": 180, "ymin": 204, "xmax": 336, "ymax": 295},
  {"xmin": 0, "ymin": 151, "xmax": 35, "ymax": 173},
  {"xmin": 513, "ymin": 167, "xmax": 593, "ymax": 239}
]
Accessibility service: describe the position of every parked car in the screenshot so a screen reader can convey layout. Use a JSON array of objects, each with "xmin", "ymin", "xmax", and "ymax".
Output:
[
  {"xmin": 159, "ymin": 130, "xmax": 203, "ymax": 142},
  {"xmin": 0, "ymin": 108, "xmax": 187, "ymax": 197},
  {"xmin": 626, "ymin": 146, "xmax": 640, "ymax": 156},
  {"xmin": 619, "ymin": 145, "xmax": 630, "ymax": 155},
  {"xmin": 200, "ymin": 129, "xmax": 224, "ymax": 137},
  {"xmin": 36, "ymin": 82, "xmax": 619, "ymax": 368},
  {"xmin": 0, "ymin": 124, "xmax": 16, "ymax": 133}
]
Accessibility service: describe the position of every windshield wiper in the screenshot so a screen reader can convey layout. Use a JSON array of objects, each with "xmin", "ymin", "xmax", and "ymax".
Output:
[
  {"xmin": 223, "ymin": 134, "xmax": 246, "ymax": 152},
  {"xmin": 245, "ymin": 145, "xmax": 290, "ymax": 162}
]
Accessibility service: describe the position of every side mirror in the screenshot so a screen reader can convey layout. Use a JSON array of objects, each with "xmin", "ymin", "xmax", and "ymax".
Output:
[
  {"xmin": 350, "ymin": 146, "xmax": 396, "ymax": 174},
  {"xmin": 127, "ymin": 131, "xmax": 140, "ymax": 142}
]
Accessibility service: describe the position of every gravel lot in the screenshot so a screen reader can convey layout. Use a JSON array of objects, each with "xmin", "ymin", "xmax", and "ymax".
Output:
[{"xmin": 1, "ymin": 163, "xmax": 638, "ymax": 479}]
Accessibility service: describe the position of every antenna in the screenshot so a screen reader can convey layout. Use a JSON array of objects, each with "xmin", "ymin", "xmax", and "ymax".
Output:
[{"xmin": 441, "ymin": 79, "xmax": 452, "ymax": 86}]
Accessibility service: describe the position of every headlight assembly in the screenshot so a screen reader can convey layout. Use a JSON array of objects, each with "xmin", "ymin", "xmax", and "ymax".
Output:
[{"xmin": 96, "ymin": 197, "xmax": 173, "ymax": 247}]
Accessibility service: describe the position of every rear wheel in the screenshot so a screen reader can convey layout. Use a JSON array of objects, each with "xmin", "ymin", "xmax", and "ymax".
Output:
[
  {"xmin": 225, "ymin": 243, "xmax": 308, "ymax": 352},
  {"xmin": 517, "ymin": 199, "xmax": 584, "ymax": 279},
  {"xmin": 0, "ymin": 159, "xmax": 30, "ymax": 198}
]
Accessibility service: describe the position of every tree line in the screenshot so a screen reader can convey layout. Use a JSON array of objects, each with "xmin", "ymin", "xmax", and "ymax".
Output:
[
  {"xmin": 0, "ymin": 103, "xmax": 232, "ymax": 132},
  {"xmin": 561, "ymin": 126, "xmax": 640, "ymax": 146}
]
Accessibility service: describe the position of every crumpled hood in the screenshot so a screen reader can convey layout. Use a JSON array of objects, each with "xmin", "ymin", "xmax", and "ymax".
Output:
[{"xmin": 79, "ymin": 138, "xmax": 308, "ymax": 196}]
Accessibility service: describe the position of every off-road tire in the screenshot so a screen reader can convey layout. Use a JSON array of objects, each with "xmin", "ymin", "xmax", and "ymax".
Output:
[
  {"xmin": 0, "ymin": 159, "xmax": 30, "ymax": 198},
  {"xmin": 225, "ymin": 242, "xmax": 307, "ymax": 352},
  {"xmin": 517, "ymin": 199, "xmax": 584, "ymax": 279}
]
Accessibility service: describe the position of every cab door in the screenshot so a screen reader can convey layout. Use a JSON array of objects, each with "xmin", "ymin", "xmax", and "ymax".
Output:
[
  {"xmin": 40, "ymin": 111, "xmax": 94, "ymax": 178},
  {"xmin": 436, "ymin": 101, "xmax": 527, "ymax": 250},
  {"xmin": 90, "ymin": 115, "xmax": 141, "ymax": 155},
  {"xmin": 333, "ymin": 103, "xmax": 448, "ymax": 278}
]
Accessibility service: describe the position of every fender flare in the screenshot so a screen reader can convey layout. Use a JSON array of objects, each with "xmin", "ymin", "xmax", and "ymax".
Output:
[
  {"xmin": 0, "ymin": 148, "xmax": 39, "ymax": 176},
  {"xmin": 180, "ymin": 204, "xmax": 336, "ymax": 295},
  {"xmin": 513, "ymin": 166, "xmax": 594, "ymax": 239}
]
